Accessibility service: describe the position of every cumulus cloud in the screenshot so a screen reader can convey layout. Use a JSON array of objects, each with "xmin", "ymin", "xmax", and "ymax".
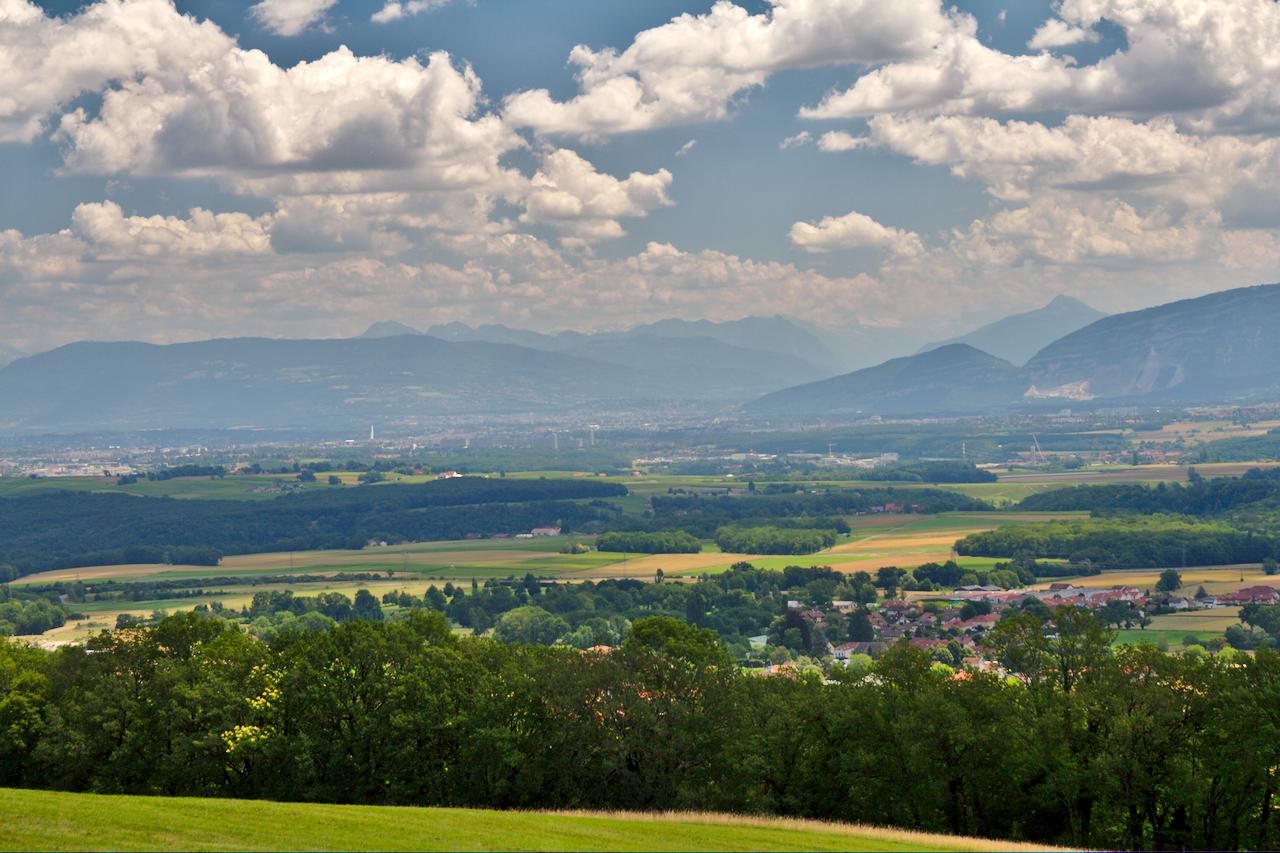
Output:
[
  {"xmin": 1026, "ymin": 18, "xmax": 1098, "ymax": 50},
  {"xmin": 802, "ymin": 0, "xmax": 1280, "ymax": 132},
  {"xmin": 848, "ymin": 114, "xmax": 1280, "ymax": 215},
  {"xmin": 789, "ymin": 210, "xmax": 923, "ymax": 256},
  {"xmin": 54, "ymin": 46, "xmax": 523, "ymax": 198},
  {"xmin": 71, "ymin": 201, "xmax": 273, "ymax": 257},
  {"xmin": 0, "ymin": 0, "xmax": 231, "ymax": 142},
  {"xmin": 248, "ymin": 0, "xmax": 337, "ymax": 35},
  {"xmin": 503, "ymin": 0, "xmax": 951, "ymax": 136},
  {"xmin": 520, "ymin": 149, "xmax": 673, "ymax": 245},
  {"xmin": 948, "ymin": 197, "xmax": 1221, "ymax": 267}
]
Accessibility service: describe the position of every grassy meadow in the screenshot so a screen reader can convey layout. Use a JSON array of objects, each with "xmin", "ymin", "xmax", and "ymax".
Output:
[{"xmin": 0, "ymin": 788, "xmax": 1065, "ymax": 852}]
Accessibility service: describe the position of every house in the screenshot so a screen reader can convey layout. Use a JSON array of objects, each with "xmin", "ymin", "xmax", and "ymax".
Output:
[
  {"xmin": 831, "ymin": 600, "xmax": 856, "ymax": 612},
  {"xmin": 1219, "ymin": 585, "xmax": 1280, "ymax": 605},
  {"xmin": 833, "ymin": 641, "xmax": 887, "ymax": 660},
  {"xmin": 530, "ymin": 526, "xmax": 562, "ymax": 536},
  {"xmin": 436, "ymin": 470, "xmax": 462, "ymax": 479},
  {"xmin": 955, "ymin": 613, "xmax": 1000, "ymax": 632}
]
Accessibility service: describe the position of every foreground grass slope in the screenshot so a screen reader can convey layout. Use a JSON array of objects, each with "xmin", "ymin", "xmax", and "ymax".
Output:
[{"xmin": 0, "ymin": 789, "xmax": 1055, "ymax": 852}]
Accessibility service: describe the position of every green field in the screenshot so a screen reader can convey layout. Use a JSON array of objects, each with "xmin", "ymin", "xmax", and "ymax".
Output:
[{"xmin": 0, "ymin": 788, "xmax": 1058, "ymax": 852}]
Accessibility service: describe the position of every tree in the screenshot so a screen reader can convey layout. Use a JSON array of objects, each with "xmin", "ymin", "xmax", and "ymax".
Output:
[
  {"xmin": 875, "ymin": 566, "xmax": 902, "ymax": 599},
  {"xmin": 847, "ymin": 607, "xmax": 875, "ymax": 642},
  {"xmin": 1265, "ymin": 557, "xmax": 1279, "ymax": 576},
  {"xmin": 492, "ymin": 606, "xmax": 569, "ymax": 645},
  {"xmin": 297, "ymin": 470, "xmax": 316, "ymax": 483},
  {"xmin": 623, "ymin": 616, "xmax": 731, "ymax": 668},
  {"xmin": 353, "ymin": 589, "xmax": 383, "ymax": 622},
  {"xmin": 1156, "ymin": 569, "xmax": 1183, "ymax": 593},
  {"xmin": 327, "ymin": 475, "xmax": 342, "ymax": 485}
]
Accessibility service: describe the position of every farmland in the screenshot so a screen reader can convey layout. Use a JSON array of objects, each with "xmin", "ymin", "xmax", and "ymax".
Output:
[{"xmin": 11, "ymin": 511, "xmax": 1059, "ymax": 644}]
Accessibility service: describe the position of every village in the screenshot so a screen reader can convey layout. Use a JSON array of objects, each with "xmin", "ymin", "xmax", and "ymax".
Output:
[{"xmin": 756, "ymin": 578, "xmax": 1280, "ymax": 677}]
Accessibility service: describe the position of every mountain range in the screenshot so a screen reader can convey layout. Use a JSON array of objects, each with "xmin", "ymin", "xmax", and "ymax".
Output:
[
  {"xmin": 5, "ymin": 285, "xmax": 1280, "ymax": 432},
  {"xmin": 0, "ymin": 321, "xmax": 832, "ymax": 432},
  {"xmin": 752, "ymin": 283, "xmax": 1280, "ymax": 418}
]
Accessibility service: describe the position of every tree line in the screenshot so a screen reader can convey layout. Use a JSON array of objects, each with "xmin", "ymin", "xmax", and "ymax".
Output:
[
  {"xmin": 956, "ymin": 515, "xmax": 1277, "ymax": 568},
  {"xmin": 594, "ymin": 531, "xmax": 702, "ymax": 554},
  {"xmin": 1, "ymin": 608, "xmax": 1278, "ymax": 851}
]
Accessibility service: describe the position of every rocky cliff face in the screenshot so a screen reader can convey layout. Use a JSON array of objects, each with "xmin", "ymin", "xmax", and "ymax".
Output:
[{"xmin": 1024, "ymin": 284, "xmax": 1280, "ymax": 401}]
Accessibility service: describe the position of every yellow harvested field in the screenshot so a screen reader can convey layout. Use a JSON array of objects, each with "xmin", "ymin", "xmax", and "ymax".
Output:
[
  {"xmin": 586, "ymin": 552, "xmax": 754, "ymax": 578},
  {"xmin": 835, "ymin": 533, "xmax": 967, "ymax": 550},
  {"xmin": 1031, "ymin": 565, "xmax": 1280, "ymax": 595}
]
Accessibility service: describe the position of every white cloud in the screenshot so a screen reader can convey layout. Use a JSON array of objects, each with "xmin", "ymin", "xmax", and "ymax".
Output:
[
  {"xmin": 371, "ymin": 0, "xmax": 452, "ymax": 24},
  {"xmin": 503, "ymin": 0, "xmax": 951, "ymax": 136},
  {"xmin": 248, "ymin": 0, "xmax": 336, "ymax": 36},
  {"xmin": 0, "ymin": 0, "xmax": 231, "ymax": 142},
  {"xmin": 816, "ymin": 130, "xmax": 862, "ymax": 152},
  {"xmin": 675, "ymin": 139, "xmax": 697, "ymax": 156},
  {"xmin": 71, "ymin": 201, "xmax": 272, "ymax": 257},
  {"xmin": 55, "ymin": 46, "xmax": 523, "ymax": 198},
  {"xmin": 779, "ymin": 131, "xmax": 811, "ymax": 149},
  {"xmin": 950, "ymin": 197, "xmax": 1220, "ymax": 266},
  {"xmin": 520, "ymin": 149, "xmax": 673, "ymax": 245},
  {"xmin": 789, "ymin": 210, "xmax": 923, "ymax": 256},
  {"xmin": 1026, "ymin": 18, "xmax": 1098, "ymax": 50},
  {"xmin": 850, "ymin": 114, "xmax": 1280, "ymax": 212},
  {"xmin": 802, "ymin": 0, "xmax": 1280, "ymax": 132}
]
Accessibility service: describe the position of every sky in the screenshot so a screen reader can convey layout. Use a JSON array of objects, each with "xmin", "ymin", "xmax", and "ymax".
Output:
[{"xmin": 3, "ymin": 0, "xmax": 1280, "ymax": 353}]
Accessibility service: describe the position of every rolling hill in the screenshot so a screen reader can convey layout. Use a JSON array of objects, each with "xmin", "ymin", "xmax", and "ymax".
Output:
[
  {"xmin": 917, "ymin": 295, "xmax": 1106, "ymax": 366},
  {"xmin": 0, "ymin": 788, "xmax": 1063, "ymax": 852},
  {"xmin": 746, "ymin": 344, "xmax": 1026, "ymax": 417}
]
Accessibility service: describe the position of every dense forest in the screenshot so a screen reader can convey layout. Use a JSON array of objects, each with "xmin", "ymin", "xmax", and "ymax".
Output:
[
  {"xmin": 1, "ymin": 609, "xmax": 1277, "ymax": 851},
  {"xmin": 639, "ymin": 488, "xmax": 985, "ymax": 537},
  {"xmin": 0, "ymin": 478, "xmax": 627, "ymax": 575},
  {"xmin": 713, "ymin": 526, "xmax": 839, "ymax": 555}
]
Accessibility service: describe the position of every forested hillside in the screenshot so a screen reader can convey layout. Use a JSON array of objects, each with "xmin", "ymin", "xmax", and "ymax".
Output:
[{"xmin": 0, "ymin": 478, "xmax": 626, "ymax": 575}]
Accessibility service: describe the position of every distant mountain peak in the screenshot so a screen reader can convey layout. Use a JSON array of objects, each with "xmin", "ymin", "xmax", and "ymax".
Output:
[
  {"xmin": 917, "ymin": 295, "xmax": 1107, "ymax": 366},
  {"xmin": 359, "ymin": 320, "xmax": 421, "ymax": 339}
]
